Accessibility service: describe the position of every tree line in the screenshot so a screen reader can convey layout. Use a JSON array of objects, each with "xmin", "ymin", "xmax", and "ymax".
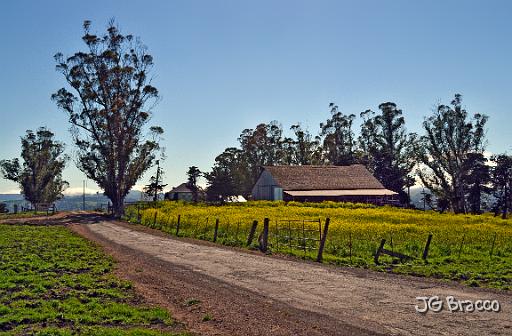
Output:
[
  {"xmin": 1, "ymin": 21, "xmax": 163, "ymax": 218},
  {"xmin": 203, "ymin": 95, "xmax": 511, "ymax": 217},
  {"xmin": 0, "ymin": 20, "xmax": 510, "ymax": 219}
]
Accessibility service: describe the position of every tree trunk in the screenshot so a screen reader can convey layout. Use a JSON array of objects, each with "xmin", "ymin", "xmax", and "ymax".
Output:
[
  {"xmin": 503, "ymin": 184, "xmax": 509, "ymax": 219},
  {"xmin": 452, "ymin": 180, "xmax": 467, "ymax": 214},
  {"xmin": 111, "ymin": 196, "xmax": 125, "ymax": 219}
]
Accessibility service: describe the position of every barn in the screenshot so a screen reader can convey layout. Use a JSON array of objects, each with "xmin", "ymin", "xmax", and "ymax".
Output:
[
  {"xmin": 251, "ymin": 165, "xmax": 399, "ymax": 205},
  {"xmin": 164, "ymin": 183, "xmax": 194, "ymax": 201}
]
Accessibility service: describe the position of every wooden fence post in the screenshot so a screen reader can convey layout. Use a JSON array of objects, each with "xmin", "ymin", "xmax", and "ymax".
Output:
[
  {"xmin": 458, "ymin": 233, "xmax": 465, "ymax": 259},
  {"xmin": 349, "ymin": 232, "xmax": 353, "ymax": 264},
  {"xmin": 247, "ymin": 220, "xmax": 258, "ymax": 246},
  {"xmin": 259, "ymin": 218, "xmax": 270, "ymax": 253},
  {"xmin": 213, "ymin": 218, "xmax": 220, "ymax": 242},
  {"xmin": 374, "ymin": 239, "xmax": 386, "ymax": 265},
  {"xmin": 422, "ymin": 234, "xmax": 433, "ymax": 261},
  {"xmin": 490, "ymin": 232, "xmax": 497, "ymax": 258},
  {"xmin": 153, "ymin": 211, "xmax": 158, "ymax": 227},
  {"xmin": 176, "ymin": 215, "xmax": 181, "ymax": 236},
  {"xmin": 316, "ymin": 218, "xmax": 330, "ymax": 262}
]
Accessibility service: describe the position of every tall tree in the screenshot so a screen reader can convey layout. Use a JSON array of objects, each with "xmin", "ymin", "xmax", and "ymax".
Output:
[
  {"xmin": 491, "ymin": 154, "xmax": 512, "ymax": 219},
  {"xmin": 238, "ymin": 121, "xmax": 285, "ymax": 186},
  {"xmin": 416, "ymin": 94, "xmax": 488, "ymax": 214},
  {"xmin": 204, "ymin": 166, "xmax": 237, "ymax": 202},
  {"xmin": 290, "ymin": 124, "xmax": 321, "ymax": 165},
  {"xmin": 463, "ymin": 153, "xmax": 491, "ymax": 214},
  {"xmin": 143, "ymin": 160, "xmax": 167, "ymax": 202},
  {"xmin": 187, "ymin": 166, "xmax": 202, "ymax": 203},
  {"xmin": 52, "ymin": 20, "xmax": 163, "ymax": 217},
  {"xmin": 358, "ymin": 109, "xmax": 379, "ymax": 169},
  {"xmin": 206, "ymin": 147, "xmax": 251, "ymax": 198},
  {"xmin": 0, "ymin": 128, "xmax": 68, "ymax": 208},
  {"xmin": 320, "ymin": 103, "xmax": 357, "ymax": 165},
  {"xmin": 358, "ymin": 102, "xmax": 417, "ymax": 204}
]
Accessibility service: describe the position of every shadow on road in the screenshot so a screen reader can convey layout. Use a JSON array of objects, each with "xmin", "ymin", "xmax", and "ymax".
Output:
[{"xmin": 0, "ymin": 212, "xmax": 110, "ymax": 226}]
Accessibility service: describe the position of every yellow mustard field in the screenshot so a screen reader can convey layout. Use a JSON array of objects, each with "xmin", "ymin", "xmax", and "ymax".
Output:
[{"xmin": 125, "ymin": 201, "xmax": 512, "ymax": 289}]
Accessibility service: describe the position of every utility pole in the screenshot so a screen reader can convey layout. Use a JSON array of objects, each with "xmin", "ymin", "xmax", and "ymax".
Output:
[{"xmin": 153, "ymin": 160, "xmax": 160, "ymax": 202}]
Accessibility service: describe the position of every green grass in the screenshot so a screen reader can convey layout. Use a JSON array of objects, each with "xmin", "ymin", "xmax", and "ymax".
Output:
[
  {"xmin": 0, "ymin": 224, "xmax": 189, "ymax": 336},
  {"xmin": 126, "ymin": 201, "xmax": 512, "ymax": 290}
]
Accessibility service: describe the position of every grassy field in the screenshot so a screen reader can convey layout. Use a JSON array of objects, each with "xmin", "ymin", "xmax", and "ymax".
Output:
[
  {"xmin": 0, "ymin": 212, "xmax": 52, "ymax": 220},
  {"xmin": 0, "ymin": 224, "xmax": 188, "ymax": 336},
  {"xmin": 126, "ymin": 201, "xmax": 512, "ymax": 290}
]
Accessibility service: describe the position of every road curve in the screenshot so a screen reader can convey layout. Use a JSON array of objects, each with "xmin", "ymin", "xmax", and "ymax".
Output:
[{"xmin": 78, "ymin": 219, "xmax": 511, "ymax": 336}]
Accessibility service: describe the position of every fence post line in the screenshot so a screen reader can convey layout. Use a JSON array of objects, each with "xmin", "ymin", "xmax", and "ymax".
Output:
[
  {"xmin": 247, "ymin": 220, "xmax": 258, "ymax": 246},
  {"xmin": 490, "ymin": 232, "xmax": 497, "ymax": 258},
  {"xmin": 422, "ymin": 233, "xmax": 433, "ymax": 261},
  {"xmin": 374, "ymin": 239, "xmax": 386, "ymax": 265},
  {"xmin": 316, "ymin": 217, "xmax": 330, "ymax": 262},
  {"xmin": 176, "ymin": 214, "xmax": 181, "ymax": 236},
  {"xmin": 167, "ymin": 215, "xmax": 172, "ymax": 231},
  {"xmin": 275, "ymin": 219, "xmax": 280, "ymax": 251},
  {"xmin": 153, "ymin": 211, "xmax": 158, "ymax": 227},
  {"xmin": 458, "ymin": 233, "xmax": 465, "ymax": 259},
  {"xmin": 302, "ymin": 220, "xmax": 306, "ymax": 257},
  {"xmin": 213, "ymin": 218, "xmax": 220, "ymax": 242},
  {"xmin": 259, "ymin": 218, "xmax": 270, "ymax": 253},
  {"xmin": 349, "ymin": 232, "xmax": 353, "ymax": 264},
  {"xmin": 236, "ymin": 220, "xmax": 241, "ymax": 242}
]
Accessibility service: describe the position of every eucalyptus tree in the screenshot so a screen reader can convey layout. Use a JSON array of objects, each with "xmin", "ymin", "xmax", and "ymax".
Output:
[
  {"xmin": 491, "ymin": 154, "xmax": 512, "ymax": 218},
  {"xmin": 359, "ymin": 102, "xmax": 417, "ymax": 203},
  {"xmin": 416, "ymin": 94, "xmax": 488, "ymax": 214},
  {"xmin": 187, "ymin": 166, "xmax": 202, "ymax": 203},
  {"xmin": 52, "ymin": 20, "xmax": 163, "ymax": 217},
  {"xmin": 0, "ymin": 128, "xmax": 68, "ymax": 208},
  {"xmin": 320, "ymin": 103, "xmax": 357, "ymax": 165},
  {"xmin": 143, "ymin": 160, "xmax": 167, "ymax": 202},
  {"xmin": 290, "ymin": 123, "xmax": 321, "ymax": 165},
  {"xmin": 463, "ymin": 153, "xmax": 491, "ymax": 214},
  {"xmin": 205, "ymin": 165, "xmax": 237, "ymax": 202},
  {"xmin": 238, "ymin": 121, "xmax": 285, "ymax": 183}
]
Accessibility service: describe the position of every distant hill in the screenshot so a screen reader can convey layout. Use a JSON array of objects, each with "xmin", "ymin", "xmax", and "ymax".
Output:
[
  {"xmin": 2, "ymin": 188, "xmax": 426, "ymax": 211},
  {"xmin": 0, "ymin": 190, "xmax": 148, "ymax": 212},
  {"xmin": 0, "ymin": 194, "xmax": 24, "ymax": 202}
]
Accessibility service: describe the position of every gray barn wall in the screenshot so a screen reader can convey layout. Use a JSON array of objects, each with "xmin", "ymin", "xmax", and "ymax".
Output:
[{"xmin": 251, "ymin": 171, "xmax": 283, "ymax": 200}]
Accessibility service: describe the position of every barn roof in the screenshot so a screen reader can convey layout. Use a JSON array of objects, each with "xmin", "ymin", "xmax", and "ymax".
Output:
[
  {"xmin": 262, "ymin": 165, "xmax": 386, "ymax": 191},
  {"xmin": 284, "ymin": 189, "xmax": 397, "ymax": 197},
  {"xmin": 169, "ymin": 183, "xmax": 193, "ymax": 193}
]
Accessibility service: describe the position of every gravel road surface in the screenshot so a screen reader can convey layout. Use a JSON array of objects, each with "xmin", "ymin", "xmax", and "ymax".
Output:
[{"xmin": 69, "ymin": 218, "xmax": 512, "ymax": 336}]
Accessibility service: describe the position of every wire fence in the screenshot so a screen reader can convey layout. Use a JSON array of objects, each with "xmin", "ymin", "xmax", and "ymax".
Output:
[
  {"xmin": 270, "ymin": 219, "xmax": 322, "ymax": 257},
  {"xmin": 123, "ymin": 202, "xmax": 512, "ymax": 267}
]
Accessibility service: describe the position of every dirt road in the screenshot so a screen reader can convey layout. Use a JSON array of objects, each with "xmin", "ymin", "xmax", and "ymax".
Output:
[{"xmin": 69, "ymin": 217, "xmax": 511, "ymax": 336}]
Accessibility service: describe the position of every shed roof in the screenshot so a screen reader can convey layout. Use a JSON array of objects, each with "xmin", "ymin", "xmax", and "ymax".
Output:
[
  {"xmin": 262, "ymin": 165, "xmax": 386, "ymax": 191},
  {"xmin": 169, "ymin": 183, "xmax": 193, "ymax": 193}
]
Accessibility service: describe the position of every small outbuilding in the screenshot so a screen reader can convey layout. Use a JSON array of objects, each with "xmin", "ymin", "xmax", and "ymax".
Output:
[
  {"xmin": 251, "ymin": 165, "xmax": 398, "ymax": 205},
  {"xmin": 165, "ymin": 183, "xmax": 194, "ymax": 201}
]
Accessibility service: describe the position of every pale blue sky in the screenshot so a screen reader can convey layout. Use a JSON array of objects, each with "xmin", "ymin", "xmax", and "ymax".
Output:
[{"xmin": 1, "ymin": 0, "xmax": 511, "ymax": 194}]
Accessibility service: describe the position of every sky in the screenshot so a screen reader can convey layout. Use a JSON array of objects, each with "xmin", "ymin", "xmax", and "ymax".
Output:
[{"xmin": 1, "ymin": 0, "xmax": 511, "ymax": 194}]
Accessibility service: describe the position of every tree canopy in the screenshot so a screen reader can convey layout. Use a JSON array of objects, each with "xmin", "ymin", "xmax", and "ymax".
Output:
[
  {"xmin": 52, "ymin": 20, "xmax": 163, "ymax": 217},
  {"xmin": 359, "ymin": 102, "xmax": 417, "ymax": 203},
  {"xmin": 0, "ymin": 127, "xmax": 68, "ymax": 207},
  {"xmin": 416, "ymin": 94, "xmax": 488, "ymax": 214}
]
